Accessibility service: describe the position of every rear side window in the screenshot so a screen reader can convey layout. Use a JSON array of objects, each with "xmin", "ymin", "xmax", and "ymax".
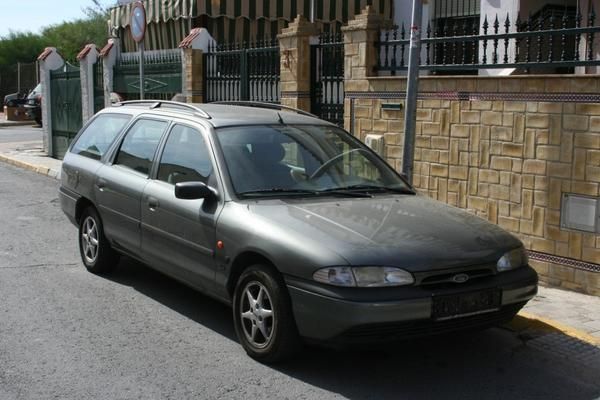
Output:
[
  {"xmin": 71, "ymin": 114, "xmax": 131, "ymax": 160},
  {"xmin": 115, "ymin": 119, "xmax": 168, "ymax": 176}
]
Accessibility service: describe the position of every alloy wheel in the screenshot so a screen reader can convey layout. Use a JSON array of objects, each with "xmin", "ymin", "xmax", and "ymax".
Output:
[
  {"xmin": 240, "ymin": 281, "xmax": 275, "ymax": 349},
  {"xmin": 81, "ymin": 216, "xmax": 99, "ymax": 264}
]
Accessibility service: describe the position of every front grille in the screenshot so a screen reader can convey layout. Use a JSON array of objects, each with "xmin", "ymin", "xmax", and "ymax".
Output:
[
  {"xmin": 414, "ymin": 264, "xmax": 497, "ymax": 289},
  {"xmin": 336, "ymin": 302, "xmax": 525, "ymax": 344}
]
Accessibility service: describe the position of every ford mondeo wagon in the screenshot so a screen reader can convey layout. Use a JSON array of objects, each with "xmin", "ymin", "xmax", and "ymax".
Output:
[{"xmin": 60, "ymin": 101, "xmax": 538, "ymax": 362}]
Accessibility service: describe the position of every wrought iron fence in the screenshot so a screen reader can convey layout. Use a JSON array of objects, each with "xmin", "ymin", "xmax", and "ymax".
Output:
[
  {"xmin": 113, "ymin": 49, "xmax": 182, "ymax": 100},
  {"xmin": 204, "ymin": 38, "xmax": 280, "ymax": 103},
  {"xmin": 0, "ymin": 62, "xmax": 39, "ymax": 103},
  {"xmin": 311, "ymin": 32, "xmax": 344, "ymax": 127},
  {"xmin": 377, "ymin": 6, "xmax": 599, "ymax": 74}
]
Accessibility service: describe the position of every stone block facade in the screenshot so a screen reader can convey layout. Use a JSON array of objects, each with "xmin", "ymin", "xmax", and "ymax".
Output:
[{"xmin": 344, "ymin": 75, "xmax": 600, "ymax": 296}]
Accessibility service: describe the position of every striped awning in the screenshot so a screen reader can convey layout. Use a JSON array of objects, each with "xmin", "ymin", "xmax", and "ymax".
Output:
[{"xmin": 109, "ymin": 0, "xmax": 393, "ymax": 29}]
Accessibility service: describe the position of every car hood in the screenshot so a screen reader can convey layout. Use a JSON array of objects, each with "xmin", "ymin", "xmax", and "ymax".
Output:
[{"xmin": 247, "ymin": 195, "xmax": 521, "ymax": 272}]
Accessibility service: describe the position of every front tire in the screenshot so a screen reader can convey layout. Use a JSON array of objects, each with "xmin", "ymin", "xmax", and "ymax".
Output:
[
  {"xmin": 233, "ymin": 264, "xmax": 301, "ymax": 363},
  {"xmin": 78, "ymin": 207, "xmax": 119, "ymax": 274}
]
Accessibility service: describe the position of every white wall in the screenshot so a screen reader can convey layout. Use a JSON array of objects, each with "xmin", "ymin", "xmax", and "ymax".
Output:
[{"xmin": 479, "ymin": 0, "xmax": 520, "ymax": 75}]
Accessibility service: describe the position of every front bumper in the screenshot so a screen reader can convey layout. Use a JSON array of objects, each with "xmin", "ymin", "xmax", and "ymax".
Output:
[
  {"xmin": 286, "ymin": 266, "xmax": 538, "ymax": 342},
  {"xmin": 23, "ymin": 104, "xmax": 40, "ymax": 119}
]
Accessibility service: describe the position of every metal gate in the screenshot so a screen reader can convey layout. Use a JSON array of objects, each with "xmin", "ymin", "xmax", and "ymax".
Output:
[
  {"xmin": 93, "ymin": 62, "xmax": 105, "ymax": 113},
  {"xmin": 113, "ymin": 49, "xmax": 182, "ymax": 101},
  {"xmin": 311, "ymin": 33, "xmax": 344, "ymax": 126},
  {"xmin": 204, "ymin": 39, "xmax": 280, "ymax": 103},
  {"xmin": 50, "ymin": 63, "xmax": 82, "ymax": 159}
]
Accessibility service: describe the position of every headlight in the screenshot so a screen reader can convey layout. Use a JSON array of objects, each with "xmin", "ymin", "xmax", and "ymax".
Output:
[
  {"xmin": 497, "ymin": 247, "xmax": 528, "ymax": 272},
  {"xmin": 313, "ymin": 266, "xmax": 414, "ymax": 287}
]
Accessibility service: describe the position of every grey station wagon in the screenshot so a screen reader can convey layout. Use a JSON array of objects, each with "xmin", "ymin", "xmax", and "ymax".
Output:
[{"xmin": 60, "ymin": 101, "xmax": 538, "ymax": 362}]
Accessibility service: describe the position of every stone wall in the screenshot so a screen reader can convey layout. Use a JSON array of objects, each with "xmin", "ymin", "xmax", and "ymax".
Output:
[{"xmin": 344, "ymin": 75, "xmax": 600, "ymax": 295}]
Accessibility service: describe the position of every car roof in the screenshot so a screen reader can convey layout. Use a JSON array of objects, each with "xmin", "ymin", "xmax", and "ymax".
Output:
[{"xmin": 105, "ymin": 101, "xmax": 333, "ymax": 129}]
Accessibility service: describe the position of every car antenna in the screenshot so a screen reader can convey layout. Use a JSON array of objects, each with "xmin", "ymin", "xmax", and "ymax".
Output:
[{"xmin": 277, "ymin": 112, "xmax": 284, "ymax": 124}]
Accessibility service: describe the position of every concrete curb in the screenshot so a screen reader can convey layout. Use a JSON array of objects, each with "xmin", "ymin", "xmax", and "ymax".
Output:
[
  {"xmin": 0, "ymin": 154, "xmax": 60, "ymax": 180},
  {"xmin": 512, "ymin": 311, "xmax": 600, "ymax": 346}
]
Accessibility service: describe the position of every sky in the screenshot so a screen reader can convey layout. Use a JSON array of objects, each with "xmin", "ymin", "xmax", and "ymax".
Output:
[{"xmin": 0, "ymin": 0, "xmax": 115, "ymax": 37}]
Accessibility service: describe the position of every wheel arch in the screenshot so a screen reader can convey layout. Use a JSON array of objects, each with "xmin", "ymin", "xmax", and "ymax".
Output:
[
  {"xmin": 227, "ymin": 251, "xmax": 280, "ymax": 297},
  {"xmin": 75, "ymin": 197, "xmax": 96, "ymax": 224}
]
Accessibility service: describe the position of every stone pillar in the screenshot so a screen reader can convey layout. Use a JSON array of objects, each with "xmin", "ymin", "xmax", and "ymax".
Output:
[
  {"xmin": 100, "ymin": 38, "xmax": 120, "ymax": 108},
  {"xmin": 37, "ymin": 47, "xmax": 65, "ymax": 156},
  {"xmin": 341, "ymin": 6, "xmax": 386, "ymax": 132},
  {"xmin": 77, "ymin": 44, "xmax": 99, "ymax": 122},
  {"xmin": 278, "ymin": 15, "xmax": 318, "ymax": 112},
  {"xmin": 179, "ymin": 28, "xmax": 216, "ymax": 103}
]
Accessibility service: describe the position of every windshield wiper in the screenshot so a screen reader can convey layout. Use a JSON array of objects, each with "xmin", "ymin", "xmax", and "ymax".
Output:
[
  {"xmin": 239, "ymin": 188, "xmax": 373, "ymax": 198},
  {"xmin": 238, "ymin": 188, "xmax": 320, "ymax": 197},
  {"xmin": 323, "ymin": 184, "xmax": 416, "ymax": 195}
]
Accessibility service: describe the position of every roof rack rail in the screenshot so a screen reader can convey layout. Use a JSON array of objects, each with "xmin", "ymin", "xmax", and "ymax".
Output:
[
  {"xmin": 210, "ymin": 101, "xmax": 317, "ymax": 118},
  {"xmin": 114, "ymin": 100, "xmax": 211, "ymax": 119}
]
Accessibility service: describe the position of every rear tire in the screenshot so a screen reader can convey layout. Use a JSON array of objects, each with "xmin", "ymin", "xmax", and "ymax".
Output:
[
  {"xmin": 233, "ymin": 264, "xmax": 301, "ymax": 363},
  {"xmin": 78, "ymin": 207, "xmax": 119, "ymax": 274},
  {"xmin": 34, "ymin": 117, "xmax": 42, "ymax": 126}
]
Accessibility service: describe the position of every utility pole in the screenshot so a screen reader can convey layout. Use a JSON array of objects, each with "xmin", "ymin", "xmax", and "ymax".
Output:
[{"xmin": 402, "ymin": 0, "xmax": 423, "ymax": 184}]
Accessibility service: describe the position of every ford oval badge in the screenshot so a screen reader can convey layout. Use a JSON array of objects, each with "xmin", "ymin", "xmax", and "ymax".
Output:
[{"xmin": 452, "ymin": 273, "xmax": 469, "ymax": 283}]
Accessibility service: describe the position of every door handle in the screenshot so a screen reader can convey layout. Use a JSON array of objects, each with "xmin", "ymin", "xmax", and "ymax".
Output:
[
  {"xmin": 96, "ymin": 178, "xmax": 107, "ymax": 191},
  {"xmin": 148, "ymin": 196, "xmax": 159, "ymax": 210}
]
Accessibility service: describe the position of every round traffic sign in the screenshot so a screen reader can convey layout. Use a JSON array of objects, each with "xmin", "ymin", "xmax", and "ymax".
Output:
[{"xmin": 130, "ymin": 2, "xmax": 147, "ymax": 43}]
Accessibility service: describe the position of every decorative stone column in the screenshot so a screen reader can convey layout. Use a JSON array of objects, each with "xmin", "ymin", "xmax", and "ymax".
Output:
[
  {"xmin": 341, "ymin": 6, "xmax": 387, "ymax": 132},
  {"xmin": 77, "ymin": 44, "xmax": 99, "ymax": 122},
  {"xmin": 37, "ymin": 47, "xmax": 65, "ymax": 156},
  {"xmin": 278, "ymin": 15, "xmax": 318, "ymax": 112},
  {"xmin": 179, "ymin": 28, "xmax": 216, "ymax": 103},
  {"xmin": 100, "ymin": 38, "xmax": 120, "ymax": 108}
]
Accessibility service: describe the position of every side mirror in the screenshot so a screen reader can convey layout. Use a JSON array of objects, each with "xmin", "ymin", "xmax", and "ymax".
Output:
[{"xmin": 175, "ymin": 181, "xmax": 216, "ymax": 200}]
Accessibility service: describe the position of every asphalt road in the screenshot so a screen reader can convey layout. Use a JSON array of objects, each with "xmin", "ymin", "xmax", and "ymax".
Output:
[
  {"xmin": 0, "ymin": 125, "xmax": 42, "ymax": 143},
  {"xmin": 0, "ymin": 162, "xmax": 599, "ymax": 400}
]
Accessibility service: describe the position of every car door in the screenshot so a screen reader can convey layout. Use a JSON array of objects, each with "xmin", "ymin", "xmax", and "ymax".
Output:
[
  {"xmin": 95, "ymin": 118, "xmax": 169, "ymax": 255},
  {"xmin": 141, "ymin": 123, "xmax": 222, "ymax": 292}
]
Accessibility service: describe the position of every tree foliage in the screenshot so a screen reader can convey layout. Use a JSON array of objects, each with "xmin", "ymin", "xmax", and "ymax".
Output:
[{"xmin": 0, "ymin": 0, "xmax": 112, "ymax": 64}]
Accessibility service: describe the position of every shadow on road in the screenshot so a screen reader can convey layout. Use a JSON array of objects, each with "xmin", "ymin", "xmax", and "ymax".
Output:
[
  {"xmin": 104, "ymin": 258, "xmax": 600, "ymax": 400},
  {"xmin": 105, "ymin": 257, "xmax": 237, "ymax": 342}
]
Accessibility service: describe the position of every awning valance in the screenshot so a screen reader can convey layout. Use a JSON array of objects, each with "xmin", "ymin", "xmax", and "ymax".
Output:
[{"xmin": 110, "ymin": 0, "xmax": 393, "ymax": 29}]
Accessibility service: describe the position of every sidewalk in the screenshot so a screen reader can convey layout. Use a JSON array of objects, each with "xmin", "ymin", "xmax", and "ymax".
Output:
[
  {"xmin": 520, "ymin": 285, "xmax": 600, "ymax": 344},
  {"xmin": 0, "ymin": 132, "xmax": 598, "ymax": 348},
  {"xmin": 0, "ymin": 127, "xmax": 62, "ymax": 179}
]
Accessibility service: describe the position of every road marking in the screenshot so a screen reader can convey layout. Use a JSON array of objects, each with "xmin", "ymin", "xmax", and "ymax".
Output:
[{"xmin": 514, "ymin": 311, "xmax": 600, "ymax": 347}]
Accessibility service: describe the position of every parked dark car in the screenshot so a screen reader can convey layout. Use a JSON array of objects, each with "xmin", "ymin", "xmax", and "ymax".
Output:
[
  {"xmin": 59, "ymin": 101, "xmax": 538, "ymax": 363},
  {"xmin": 23, "ymin": 83, "xmax": 42, "ymax": 125},
  {"xmin": 3, "ymin": 91, "xmax": 28, "ymax": 107}
]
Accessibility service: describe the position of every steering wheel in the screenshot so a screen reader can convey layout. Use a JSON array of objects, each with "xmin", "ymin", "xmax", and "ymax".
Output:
[{"xmin": 308, "ymin": 148, "xmax": 370, "ymax": 180}]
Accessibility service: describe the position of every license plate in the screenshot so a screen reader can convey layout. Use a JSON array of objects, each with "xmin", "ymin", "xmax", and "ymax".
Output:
[{"xmin": 432, "ymin": 289, "xmax": 502, "ymax": 320}]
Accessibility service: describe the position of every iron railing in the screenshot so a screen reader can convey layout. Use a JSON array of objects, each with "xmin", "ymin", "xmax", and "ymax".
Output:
[
  {"xmin": 377, "ymin": 6, "xmax": 599, "ymax": 74},
  {"xmin": 311, "ymin": 32, "xmax": 344, "ymax": 127},
  {"xmin": 204, "ymin": 39, "xmax": 280, "ymax": 103}
]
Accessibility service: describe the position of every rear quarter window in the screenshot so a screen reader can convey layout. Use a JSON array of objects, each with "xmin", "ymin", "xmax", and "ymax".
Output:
[{"xmin": 71, "ymin": 114, "xmax": 132, "ymax": 160}]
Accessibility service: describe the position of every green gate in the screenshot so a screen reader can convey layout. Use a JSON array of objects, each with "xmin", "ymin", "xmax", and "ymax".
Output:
[
  {"xmin": 50, "ymin": 63, "xmax": 82, "ymax": 159},
  {"xmin": 113, "ymin": 49, "xmax": 182, "ymax": 100},
  {"xmin": 93, "ymin": 62, "xmax": 105, "ymax": 113}
]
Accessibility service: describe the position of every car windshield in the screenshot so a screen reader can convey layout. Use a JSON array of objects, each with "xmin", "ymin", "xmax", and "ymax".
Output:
[{"xmin": 216, "ymin": 124, "xmax": 413, "ymax": 197}]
